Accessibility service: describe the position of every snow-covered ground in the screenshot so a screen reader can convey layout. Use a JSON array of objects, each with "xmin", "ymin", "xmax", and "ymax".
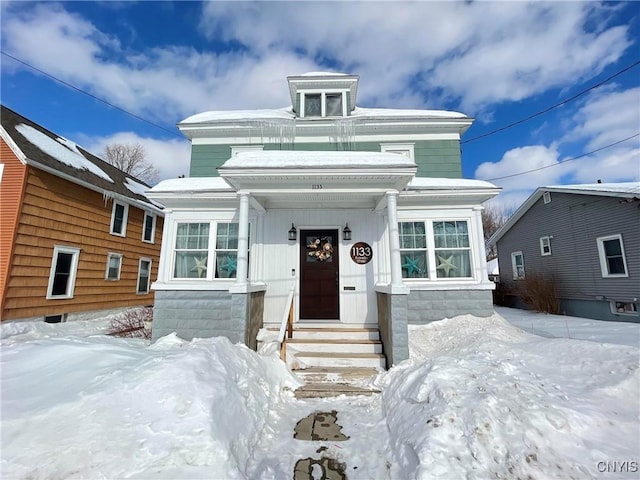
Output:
[{"xmin": 1, "ymin": 309, "xmax": 638, "ymax": 479}]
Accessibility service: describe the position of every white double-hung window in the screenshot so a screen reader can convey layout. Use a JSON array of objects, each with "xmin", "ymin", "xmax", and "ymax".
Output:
[
  {"xmin": 399, "ymin": 220, "xmax": 473, "ymax": 280},
  {"xmin": 172, "ymin": 222, "xmax": 247, "ymax": 280},
  {"xmin": 596, "ymin": 234, "xmax": 628, "ymax": 278}
]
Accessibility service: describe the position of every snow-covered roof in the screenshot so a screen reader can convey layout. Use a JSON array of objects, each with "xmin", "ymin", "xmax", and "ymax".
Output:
[
  {"xmin": 407, "ymin": 178, "xmax": 498, "ymax": 190},
  {"xmin": 299, "ymin": 71, "xmax": 349, "ymax": 77},
  {"xmin": 0, "ymin": 105, "xmax": 162, "ymax": 214},
  {"xmin": 488, "ymin": 181, "xmax": 640, "ymax": 246},
  {"xmin": 179, "ymin": 106, "xmax": 468, "ymax": 125},
  {"xmin": 352, "ymin": 107, "xmax": 467, "ymax": 119},
  {"xmin": 221, "ymin": 151, "xmax": 416, "ymax": 169},
  {"xmin": 545, "ymin": 182, "xmax": 640, "ymax": 195},
  {"xmin": 150, "ymin": 177, "xmax": 233, "ymax": 193},
  {"xmin": 15, "ymin": 124, "xmax": 114, "ymax": 182}
]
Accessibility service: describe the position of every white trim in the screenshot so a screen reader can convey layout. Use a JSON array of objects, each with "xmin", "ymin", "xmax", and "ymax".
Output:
[
  {"xmin": 231, "ymin": 145, "xmax": 264, "ymax": 156},
  {"xmin": 543, "ymin": 191, "xmax": 551, "ymax": 204},
  {"xmin": 539, "ymin": 236, "xmax": 552, "ymax": 256},
  {"xmin": 0, "ymin": 125, "xmax": 28, "ymax": 164},
  {"xmin": 142, "ymin": 212, "xmax": 156, "ymax": 243},
  {"xmin": 46, "ymin": 245, "xmax": 81, "ymax": 299},
  {"xmin": 105, "ymin": 252, "xmax": 123, "ymax": 281},
  {"xmin": 137, "ymin": 257, "xmax": 152, "ymax": 294},
  {"xmin": 110, "ymin": 201, "xmax": 129, "ymax": 237},
  {"xmin": 511, "ymin": 251, "xmax": 525, "ymax": 280},
  {"xmin": 596, "ymin": 234, "xmax": 629, "ymax": 278},
  {"xmin": 191, "ymin": 133, "xmax": 461, "ymax": 145},
  {"xmin": 380, "ymin": 143, "xmax": 415, "ymax": 161}
]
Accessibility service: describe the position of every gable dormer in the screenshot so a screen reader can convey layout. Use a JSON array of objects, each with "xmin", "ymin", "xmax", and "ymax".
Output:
[{"xmin": 287, "ymin": 72, "xmax": 359, "ymax": 118}]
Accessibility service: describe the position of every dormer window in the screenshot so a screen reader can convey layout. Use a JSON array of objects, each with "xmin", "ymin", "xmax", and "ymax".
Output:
[{"xmin": 300, "ymin": 91, "xmax": 347, "ymax": 118}]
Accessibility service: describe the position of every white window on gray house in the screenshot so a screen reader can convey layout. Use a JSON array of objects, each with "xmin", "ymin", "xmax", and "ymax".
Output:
[
  {"xmin": 47, "ymin": 246, "xmax": 81, "ymax": 299},
  {"xmin": 400, "ymin": 222, "xmax": 428, "ymax": 279},
  {"xmin": 137, "ymin": 258, "xmax": 152, "ymax": 294},
  {"xmin": 172, "ymin": 222, "xmax": 247, "ymax": 280},
  {"xmin": 142, "ymin": 213, "xmax": 155, "ymax": 243},
  {"xmin": 105, "ymin": 253, "xmax": 123, "ymax": 281},
  {"xmin": 611, "ymin": 301, "xmax": 638, "ymax": 315},
  {"xmin": 110, "ymin": 201, "xmax": 129, "ymax": 236},
  {"xmin": 540, "ymin": 236, "xmax": 552, "ymax": 256},
  {"xmin": 511, "ymin": 251, "xmax": 525, "ymax": 280},
  {"xmin": 543, "ymin": 192, "xmax": 552, "ymax": 204},
  {"xmin": 597, "ymin": 234, "xmax": 628, "ymax": 277}
]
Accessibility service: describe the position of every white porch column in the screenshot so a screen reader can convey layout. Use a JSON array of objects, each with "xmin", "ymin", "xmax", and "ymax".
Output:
[
  {"xmin": 235, "ymin": 191, "xmax": 250, "ymax": 286},
  {"xmin": 386, "ymin": 191, "xmax": 403, "ymax": 287}
]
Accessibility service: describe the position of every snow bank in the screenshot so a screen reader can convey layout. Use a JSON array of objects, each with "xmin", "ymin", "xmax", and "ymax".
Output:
[
  {"xmin": 380, "ymin": 314, "xmax": 639, "ymax": 479},
  {"xmin": 1, "ymin": 332, "xmax": 300, "ymax": 479}
]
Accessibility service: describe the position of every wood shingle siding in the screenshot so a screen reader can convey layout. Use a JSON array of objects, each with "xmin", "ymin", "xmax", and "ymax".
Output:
[
  {"xmin": 2, "ymin": 168, "xmax": 163, "ymax": 321},
  {"xmin": 0, "ymin": 139, "xmax": 28, "ymax": 317}
]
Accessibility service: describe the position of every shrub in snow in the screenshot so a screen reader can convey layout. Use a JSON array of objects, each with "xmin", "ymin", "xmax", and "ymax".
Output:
[
  {"xmin": 107, "ymin": 307, "xmax": 152, "ymax": 339},
  {"xmin": 521, "ymin": 274, "xmax": 561, "ymax": 314}
]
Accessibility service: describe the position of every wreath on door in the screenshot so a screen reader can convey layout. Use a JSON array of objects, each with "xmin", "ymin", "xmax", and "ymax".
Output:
[{"xmin": 306, "ymin": 236, "xmax": 334, "ymax": 262}]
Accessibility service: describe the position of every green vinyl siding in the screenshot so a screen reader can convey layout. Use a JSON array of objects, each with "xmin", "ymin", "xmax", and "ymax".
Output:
[{"xmin": 189, "ymin": 139, "xmax": 461, "ymax": 178}]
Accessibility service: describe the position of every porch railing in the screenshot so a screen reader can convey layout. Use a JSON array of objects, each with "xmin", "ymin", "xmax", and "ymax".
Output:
[{"xmin": 277, "ymin": 286, "xmax": 295, "ymax": 361}]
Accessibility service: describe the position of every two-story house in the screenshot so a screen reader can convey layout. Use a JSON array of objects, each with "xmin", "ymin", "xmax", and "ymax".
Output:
[
  {"xmin": 1, "ymin": 105, "xmax": 164, "ymax": 323},
  {"xmin": 148, "ymin": 73, "xmax": 500, "ymax": 367}
]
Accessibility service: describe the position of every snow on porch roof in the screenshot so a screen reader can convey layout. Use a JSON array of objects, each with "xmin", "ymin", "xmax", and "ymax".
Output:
[
  {"xmin": 220, "ymin": 150, "xmax": 417, "ymax": 169},
  {"xmin": 407, "ymin": 177, "xmax": 499, "ymax": 190}
]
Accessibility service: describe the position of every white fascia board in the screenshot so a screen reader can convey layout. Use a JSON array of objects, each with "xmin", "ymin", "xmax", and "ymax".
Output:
[
  {"xmin": 399, "ymin": 188, "xmax": 501, "ymax": 207},
  {"xmin": 180, "ymin": 117, "xmax": 472, "ymax": 141},
  {"xmin": 191, "ymin": 132, "xmax": 461, "ymax": 145},
  {"xmin": 0, "ymin": 126, "xmax": 28, "ymax": 164}
]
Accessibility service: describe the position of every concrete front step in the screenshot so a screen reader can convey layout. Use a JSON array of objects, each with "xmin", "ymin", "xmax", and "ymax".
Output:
[
  {"xmin": 286, "ymin": 338, "xmax": 382, "ymax": 354},
  {"xmin": 292, "ymin": 351, "xmax": 386, "ymax": 369},
  {"xmin": 291, "ymin": 328, "xmax": 380, "ymax": 341}
]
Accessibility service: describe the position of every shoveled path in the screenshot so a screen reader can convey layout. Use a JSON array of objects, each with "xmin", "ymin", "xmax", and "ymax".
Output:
[{"xmin": 247, "ymin": 369, "xmax": 394, "ymax": 479}]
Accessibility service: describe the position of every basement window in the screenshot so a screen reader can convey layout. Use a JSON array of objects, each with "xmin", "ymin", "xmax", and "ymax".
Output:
[
  {"xmin": 44, "ymin": 314, "xmax": 66, "ymax": 323},
  {"xmin": 611, "ymin": 301, "xmax": 638, "ymax": 315}
]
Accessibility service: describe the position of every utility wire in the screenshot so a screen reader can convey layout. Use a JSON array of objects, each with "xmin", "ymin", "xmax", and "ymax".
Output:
[
  {"xmin": 1, "ymin": 50, "xmax": 183, "ymax": 138},
  {"xmin": 462, "ymin": 59, "xmax": 640, "ymax": 144},
  {"xmin": 485, "ymin": 132, "xmax": 640, "ymax": 181}
]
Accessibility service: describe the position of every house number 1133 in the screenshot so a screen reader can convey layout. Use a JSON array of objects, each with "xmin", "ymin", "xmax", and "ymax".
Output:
[{"xmin": 350, "ymin": 242, "xmax": 373, "ymax": 265}]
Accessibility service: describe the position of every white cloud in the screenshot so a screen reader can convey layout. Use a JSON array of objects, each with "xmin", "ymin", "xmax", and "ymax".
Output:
[
  {"xmin": 199, "ymin": 2, "xmax": 632, "ymax": 112},
  {"xmin": 80, "ymin": 132, "xmax": 191, "ymax": 183},
  {"xmin": 1, "ymin": 1, "xmax": 633, "ymax": 121}
]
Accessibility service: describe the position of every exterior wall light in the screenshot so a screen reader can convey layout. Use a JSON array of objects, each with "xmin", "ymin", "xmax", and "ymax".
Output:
[
  {"xmin": 343, "ymin": 223, "xmax": 352, "ymax": 241},
  {"xmin": 288, "ymin": 223, "xmax": 297, "ymax": 241}
]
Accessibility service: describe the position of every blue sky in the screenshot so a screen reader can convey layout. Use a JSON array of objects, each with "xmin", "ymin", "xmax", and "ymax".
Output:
[{"xmin": 1, "ymin": 1, "xmax": 639, "ymax": 210}]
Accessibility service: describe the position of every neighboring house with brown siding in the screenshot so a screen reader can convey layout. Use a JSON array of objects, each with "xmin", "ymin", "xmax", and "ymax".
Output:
[{"xmin": 0, "ymin": 105, "xmax": 164, "ymax": 323}]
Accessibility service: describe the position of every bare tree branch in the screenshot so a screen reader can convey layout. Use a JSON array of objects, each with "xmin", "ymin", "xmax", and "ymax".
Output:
[
  {"xmin": 482, "ymin": 204, "xmax": 508, "ymax": 260},
  {"xmin": 104, "ymin": 143, "xmax": 159, "ymax": 184}
]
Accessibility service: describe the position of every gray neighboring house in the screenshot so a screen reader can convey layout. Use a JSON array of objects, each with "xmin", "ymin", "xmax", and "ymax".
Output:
[{"xmin": 489, "ymin": 182, "xmax": 640, "ymax": 323}]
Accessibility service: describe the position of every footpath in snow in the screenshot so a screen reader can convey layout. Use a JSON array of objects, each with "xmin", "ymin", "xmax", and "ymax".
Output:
[{"xmin": 1, "ymin": 310, "xmax": 638, "ymax": 479}]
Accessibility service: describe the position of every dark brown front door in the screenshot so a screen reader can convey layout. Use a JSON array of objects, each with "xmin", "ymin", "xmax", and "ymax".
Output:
[{"xmin": 300, "ymin": 229, "xmax": 339, "ymax": 320}]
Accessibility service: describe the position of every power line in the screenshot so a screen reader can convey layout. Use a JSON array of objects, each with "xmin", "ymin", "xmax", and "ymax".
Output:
[
  {"xmin": 462, "ymin": 59, "xmax": 640, "ymax": 144},
  {"xmin": 1, "ymin": 50, "xmax": 184, "ymax": 138},
  {"xmin": 485, "ymin": 133, "xmax": 640, "ymax": 181}
]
